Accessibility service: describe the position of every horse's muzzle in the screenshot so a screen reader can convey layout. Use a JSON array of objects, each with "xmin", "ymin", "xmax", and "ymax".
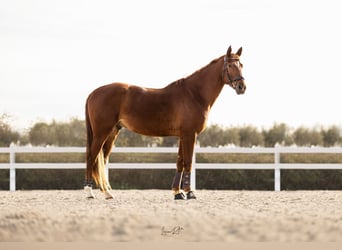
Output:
[{"xmin": 235, "ymin": 81, "xmax": 246, "ymax": 95}]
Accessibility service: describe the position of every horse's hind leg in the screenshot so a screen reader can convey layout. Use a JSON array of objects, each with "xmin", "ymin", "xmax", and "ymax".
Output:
[
  {"xmin": 101, "ymin": 127, "xmax": 121, "ymax": 199},
  {"xmin": 103, "ymin": 126, "xmax": 121, "ymax": 163},
  {"xmin": 85, "ymin": 126, "xmax": 114, "ymax": 199},
  {"xmin": 85, "ymin": 136, "xmax": 105, "ymax": 199}
]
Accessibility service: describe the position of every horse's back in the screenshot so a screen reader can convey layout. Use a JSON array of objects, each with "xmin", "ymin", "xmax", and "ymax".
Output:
[{"xmin": 87, "ymin": 82, "xmax": 177, "ymax": 108}]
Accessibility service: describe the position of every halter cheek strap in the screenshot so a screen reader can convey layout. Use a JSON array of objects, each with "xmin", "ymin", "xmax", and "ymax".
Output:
[{"xmin": 222, "ymin": 55, "xmax": 245, "ymax": 88}]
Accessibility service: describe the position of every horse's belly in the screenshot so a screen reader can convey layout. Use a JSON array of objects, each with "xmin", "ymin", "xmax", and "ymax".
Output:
[{"xmin": 120, "ymin": 115, "xmax": 180, "ymax": 137}]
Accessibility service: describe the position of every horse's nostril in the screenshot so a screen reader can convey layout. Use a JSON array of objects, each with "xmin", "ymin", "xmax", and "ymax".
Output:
[{"xmin": 238, "ymin": 84, "xmax": 246, "ymax": 93}]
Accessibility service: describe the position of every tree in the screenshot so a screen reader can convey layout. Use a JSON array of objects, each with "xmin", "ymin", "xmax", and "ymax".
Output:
[
  {"xmin": 28, "ymin": 122, "xmax": 55, "ymax": 146},
  {"xmin": 0, "ymin": 114, "xmax": 20, "ymax": 146},
  {"xmin": 54, "ymin": 119, "xmax": 86, "ymax": 146},
  {"xmin": 28, "ymin": 118, "xmax": 86, "ymax": 146},
  {"xmin": 321, "ymin": 126, "xmax": 341, "ymax": 147},
  {"xmin": 198, "ymin": 124, "xmax": 226, "ymax": 147},
  {"xmin": 263, "ymin": 123, "xmax": 293, "ymax": 147},
  {"xmin": 160, "ymin": 136, "xmax": 178, "ymax": 147},
  {"xmin": 223, "ymin": 127, "xmax": 240, "ymax": 146},
  {"xmin": 115, "ymin": 129, "xmax": 145, "ymax": 147},
  {"xmin": 238, "ymin": 126, "xmax": 264, "ymax": 147},
  {"xmin": 293, "ymin": 127, "xmax": 323, "ymax": 146}
]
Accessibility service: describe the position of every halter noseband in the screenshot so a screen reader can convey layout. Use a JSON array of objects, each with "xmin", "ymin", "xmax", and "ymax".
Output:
[{"xmin": 222, "ymin": 55, "xmax": 245, "ymax": 88}]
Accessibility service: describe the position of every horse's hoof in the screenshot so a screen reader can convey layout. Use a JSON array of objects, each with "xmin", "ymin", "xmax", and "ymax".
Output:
[
  {"xmin": 104, "ymin": 190, "xmax": 114, "ymax": 200},
  {"xmin": 186, "ymin": 191, "xmax": 196, "ymax": 199},
  {"xmin": 174, "ymin": 192, "xmax": 186, "ymax": 200}
]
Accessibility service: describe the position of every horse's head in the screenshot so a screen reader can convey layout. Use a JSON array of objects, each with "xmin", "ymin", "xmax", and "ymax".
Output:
[{"xmin": 223, "ymin": 46, "xmax": 246, "ymax": 95}]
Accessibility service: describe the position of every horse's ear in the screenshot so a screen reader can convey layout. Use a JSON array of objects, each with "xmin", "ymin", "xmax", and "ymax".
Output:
[
  {"xmin": 236, "ymin": 47, "xmax": 243, "ymax": 56},
  {"xmin": 226, "ymin": 46, "xmax": 232, "ymax": 57}
]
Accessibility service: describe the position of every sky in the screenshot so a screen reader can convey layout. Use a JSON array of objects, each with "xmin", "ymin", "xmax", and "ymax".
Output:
[{"xmin": 1, "ymin": 0, "xmax": 342, "ymax": 132}]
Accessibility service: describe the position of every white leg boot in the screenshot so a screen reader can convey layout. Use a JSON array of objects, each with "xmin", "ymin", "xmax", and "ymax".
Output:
[{"xmin": 84, "ymin": 185, "xmax": 96, "ymax": 199}]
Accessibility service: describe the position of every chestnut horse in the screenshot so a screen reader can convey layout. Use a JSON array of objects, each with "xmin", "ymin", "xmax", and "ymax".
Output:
[{"xmin": 84, "ymin": 46, "xmax": 246, "ymax": 200}]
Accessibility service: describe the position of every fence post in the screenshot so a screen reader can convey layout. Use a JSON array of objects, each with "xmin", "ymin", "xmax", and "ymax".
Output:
[
  {"xmin": 191, "ymin": 147, "xmax": 196, "ymax": 191},
  {"xmin": 274, "ymin": 147, "xmax": 281, "ymax": 191},
  {"xmin": 9, "ymin": 144, "xmax": 16, "ymax": 191}
]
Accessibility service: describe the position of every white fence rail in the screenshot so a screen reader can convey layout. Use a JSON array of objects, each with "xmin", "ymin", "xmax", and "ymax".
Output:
[{"xmin": 1, "ymin": 146, "xmax": 342, "ymax": 191}]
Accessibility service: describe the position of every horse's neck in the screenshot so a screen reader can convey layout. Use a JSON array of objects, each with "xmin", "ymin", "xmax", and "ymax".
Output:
[{"xmin": 186, "ymin": 57, "xmax": 225, "ymax": 109}]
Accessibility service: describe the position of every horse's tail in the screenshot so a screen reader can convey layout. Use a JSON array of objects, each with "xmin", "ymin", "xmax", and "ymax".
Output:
[
  {"xmin": 85, "ymin": 97, "xmax": 109, "ymax": 191},
  {"xmin": 94, "ymin": 150, "xmax": 109, "ymax": 191},
  {"xmin": 85, "ymin": 98, "xmax": 93, "ymax": 185}
]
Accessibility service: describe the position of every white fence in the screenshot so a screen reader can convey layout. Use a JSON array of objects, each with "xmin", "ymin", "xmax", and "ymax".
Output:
[{"xmin": 1, "ymin": 146, "xmax": 342, "ymax": 191}]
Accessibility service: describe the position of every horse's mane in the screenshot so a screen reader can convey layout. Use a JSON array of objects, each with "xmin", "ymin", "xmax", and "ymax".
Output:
[
  {"xmin": 165, "ymin": 55, "xmax": 224, "ymax": 88},
  {"xmin": 185, "ymin": 56, "xmax": 224, "ymax": 80}
]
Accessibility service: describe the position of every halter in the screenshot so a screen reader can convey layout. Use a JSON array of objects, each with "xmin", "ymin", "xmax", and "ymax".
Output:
[{"xmin": 222, "ymin": 55, "xmax": 245, "ymax": 88}]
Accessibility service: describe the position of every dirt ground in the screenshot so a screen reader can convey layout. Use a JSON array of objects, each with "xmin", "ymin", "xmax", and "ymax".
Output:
[{"xmin": 1, "ymin": 190, "xmax": 342, "ymax": 241}]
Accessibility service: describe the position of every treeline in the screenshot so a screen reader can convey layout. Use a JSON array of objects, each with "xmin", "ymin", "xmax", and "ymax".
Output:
[
  {"xmin": 1, "ymin": 115, "xmax": 342, "ymax": 147},
  {"xmin": 2, "ymin": 115, "xmax": 342, "ymax": 191},
  {"xmin": 199, "ymin": 124, "xmax": 342, "ymax": 147}
]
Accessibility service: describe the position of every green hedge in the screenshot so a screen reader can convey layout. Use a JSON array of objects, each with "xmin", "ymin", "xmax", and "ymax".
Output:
[{"xmin": 2, "ymin": 168, "xmax": 342, "ymax": 191}]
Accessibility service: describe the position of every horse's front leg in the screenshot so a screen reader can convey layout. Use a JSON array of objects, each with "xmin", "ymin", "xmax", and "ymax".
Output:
[
  {"xmin": 172, "ymin": 139, "xmax": 186, "ymax": 200},
  {"xmin": 172, "ymin": 133, "xmax": 197, "ymax": 200},
  {"xmin": 181, "ymin": 133, "xmax": 197, "ymax": 199}
]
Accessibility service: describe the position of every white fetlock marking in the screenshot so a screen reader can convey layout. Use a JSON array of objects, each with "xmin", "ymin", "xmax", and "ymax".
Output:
[
  {"xmin": 84, "ymin": 185, "xmax": 95, "ymax": 199},
  {"xmin": 104, "ymin": 190, "xmax": 114, "ymax": 199}
]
